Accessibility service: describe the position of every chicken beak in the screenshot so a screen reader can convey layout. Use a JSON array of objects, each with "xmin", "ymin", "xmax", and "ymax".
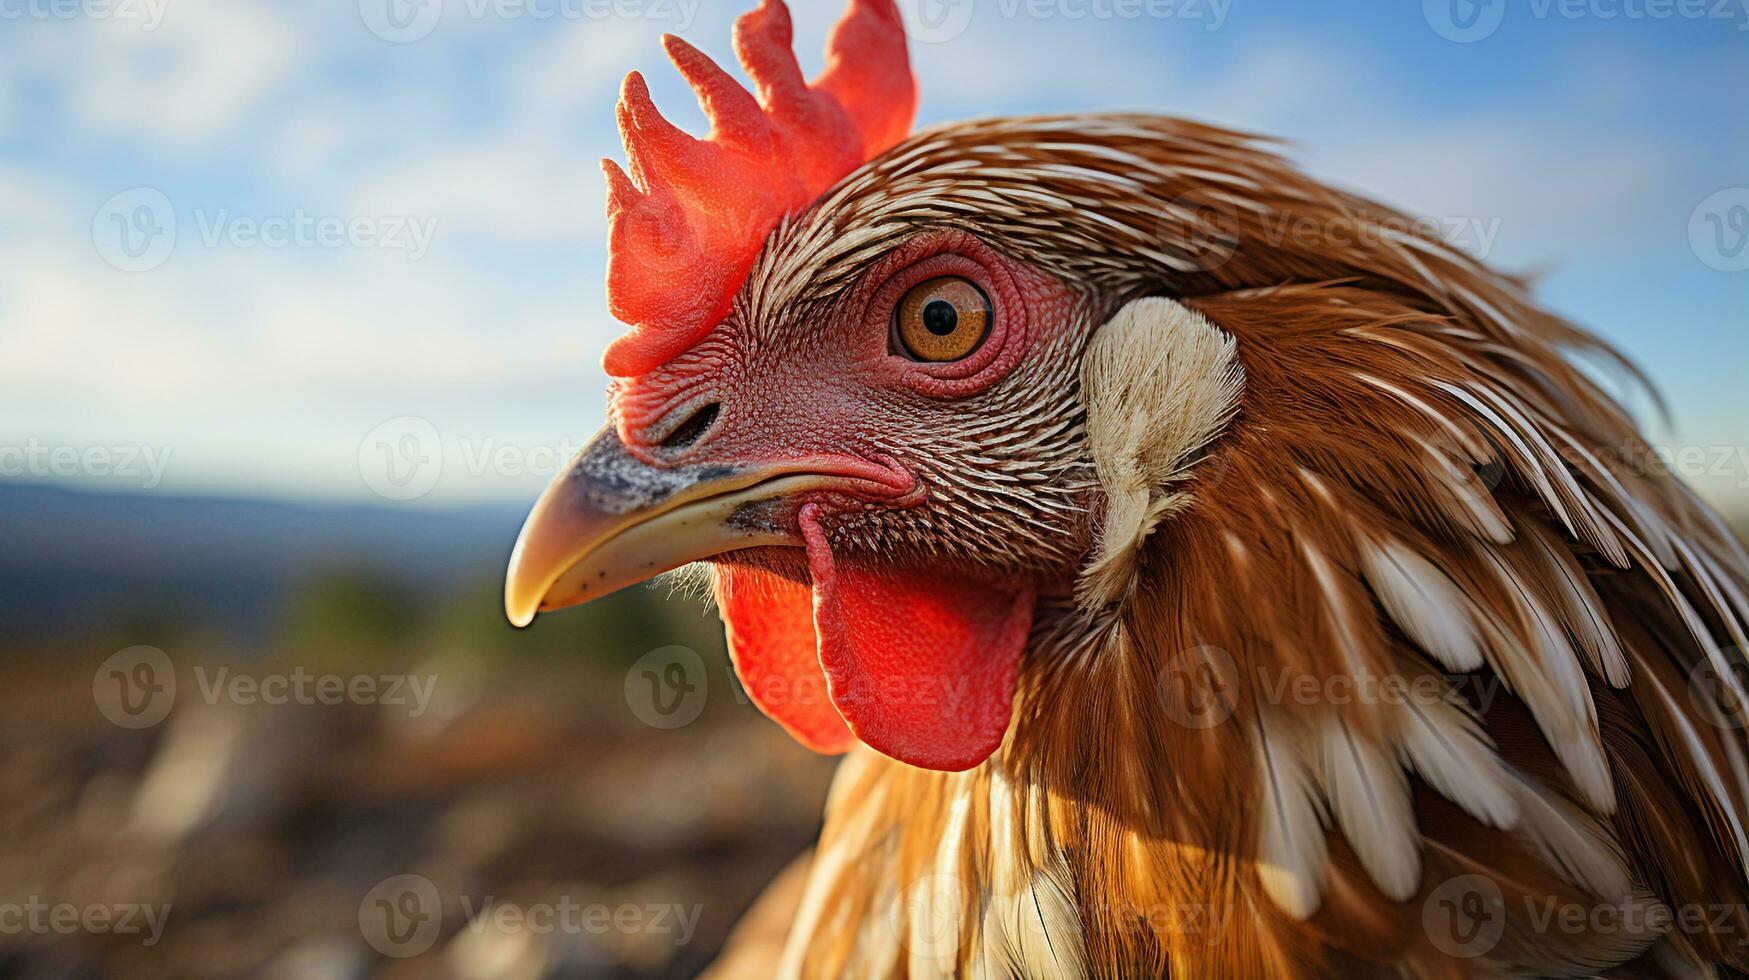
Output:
[{"xmin": 504, "ymin": 425, "xmax": 818, "ymax": 627}]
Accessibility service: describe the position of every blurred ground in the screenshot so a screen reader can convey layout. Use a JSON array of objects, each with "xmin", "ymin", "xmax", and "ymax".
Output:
[
  {"xmin": 0, "ymin": 656, "xmax": 835, "ymax": 980},
  {"xmin": 0, "ymin": 485, "xmax": 837, "ymax": 980}
]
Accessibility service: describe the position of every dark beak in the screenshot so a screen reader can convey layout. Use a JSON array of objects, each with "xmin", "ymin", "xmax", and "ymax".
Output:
[{"xmin": 504, "ymin": 426, "xmax": 838, "ymax": 627}]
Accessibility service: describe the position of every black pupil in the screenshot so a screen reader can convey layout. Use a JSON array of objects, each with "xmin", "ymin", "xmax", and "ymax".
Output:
[{"xmin": 921, "ymin": 299, "xmax": 958, "ymax": 336}]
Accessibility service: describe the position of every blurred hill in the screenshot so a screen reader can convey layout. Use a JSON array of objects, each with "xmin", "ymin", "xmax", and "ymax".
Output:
[
  {"xmin": 0, "ymin": 482, "xmax": 523, "ymax": 648},
  {"xmin": 6, "ymin": 482, "xmax": 1739, "ymax": 652}
]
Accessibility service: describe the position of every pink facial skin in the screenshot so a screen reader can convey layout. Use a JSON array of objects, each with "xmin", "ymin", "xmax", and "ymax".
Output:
[{"xmin": 609, "ymin": 228, "xmax": 1078, "ymax": 505}]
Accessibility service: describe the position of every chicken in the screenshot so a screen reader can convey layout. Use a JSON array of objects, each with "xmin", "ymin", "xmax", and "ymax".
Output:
[{"xmin": 501, "ymin": 1, "xmax": 1749, "ymax": 975}]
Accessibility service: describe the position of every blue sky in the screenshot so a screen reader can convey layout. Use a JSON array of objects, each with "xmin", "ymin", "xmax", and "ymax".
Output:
[{"xmin": 0, "ymin": 0, "xmax": 1744, "ymax": 515}]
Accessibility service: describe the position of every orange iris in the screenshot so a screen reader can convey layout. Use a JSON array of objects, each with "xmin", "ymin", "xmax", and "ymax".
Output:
[{"xmin": 894, "ymin": 276, "xmax": 992, "ymax": 362}]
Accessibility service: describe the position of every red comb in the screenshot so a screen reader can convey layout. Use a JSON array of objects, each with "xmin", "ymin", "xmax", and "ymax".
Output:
[{"xmin": 600, "ymin": 0, "xmax": 917, "ymax": 377}]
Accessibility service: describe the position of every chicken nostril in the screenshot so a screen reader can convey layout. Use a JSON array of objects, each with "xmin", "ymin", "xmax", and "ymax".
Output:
[{"xmin": 658, "ymin": 402, "xmax": 720, "ymax": 451}]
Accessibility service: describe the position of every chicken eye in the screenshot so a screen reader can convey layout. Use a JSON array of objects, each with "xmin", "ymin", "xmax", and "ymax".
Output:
[{"xmin": 893, "ymin": 276, "xmax": 991, "ymax": 362}]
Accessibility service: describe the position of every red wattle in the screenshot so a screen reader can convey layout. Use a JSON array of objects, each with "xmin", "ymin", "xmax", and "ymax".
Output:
[
  {"xmin": 714, "ymin": 563, "xmax": 855, "ymax": 754},
  {"xmin": 801, "ymin": 507, "xmax": 1034, "ymax": 772}
]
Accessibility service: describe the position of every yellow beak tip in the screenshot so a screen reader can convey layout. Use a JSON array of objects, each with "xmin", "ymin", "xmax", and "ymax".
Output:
[{"xmin": 504, "ymin": 587, "xmax": 541, "ymax": 628}]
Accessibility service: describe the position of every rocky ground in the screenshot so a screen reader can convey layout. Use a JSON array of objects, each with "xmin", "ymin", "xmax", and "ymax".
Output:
[{"xmin": 0, "ymin": 654, "xmax": 835, "ymax": 980}]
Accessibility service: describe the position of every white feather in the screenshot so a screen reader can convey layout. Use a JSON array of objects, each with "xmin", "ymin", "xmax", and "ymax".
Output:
[
  {"xmin": 1301, "ymin": 537, "xmax": 1374, "ymax": 678},
  {"xmin": 1254, "ymin": 707, "xmax": 1329, "ymax": 919},
  {"xmin": 1516, "ymin": 518, "xmax": 1631, "ymax": 687},
  {"xmin": 1077, "ymin": 296, "xmax": 1244, "ymax": 609},
  {"xmin": 1396, "ymin": 689, "xmax": 1520, "ymax": 829},
  {"xmin": 1361, "ymin": 538, "xmax": 1486, "ymax": 672},
  {"xmin": 907, "ymin": 792, "xmax": 973, "ymax": 977},
  {"xmin": 1408, "ymin": 431, "xmax": 1516, "ymax": 545},
  {"xmin": 1316, "ymin": 716, "xmax": 1422, "ymax": 901},
  {"xmin": 1511, "ymin": 771, "xmax": 1634, "ymax": 901},
  {"xmin": 1638, "ymin": 658, "xmax": 1749, "ymax": 880},
  {"xmin": 1473, "ymin": 544, "xmax": 1616, "ymax": 813},
  {"xmin": 983, "ymin": 772, "xmax": 1088, "ymax": 979}
]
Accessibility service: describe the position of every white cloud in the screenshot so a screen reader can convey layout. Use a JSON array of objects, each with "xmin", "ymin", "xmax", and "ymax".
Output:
[
  {"xmin": 67, "ymin": 0, "xmax": 307, "ymax": 147},
  {"xmin": 260, "ymin": 109, "xmax": 355, "ymax": 180},
  {"xmin": 350, "ymin": 140, "xmax": 608, "ymax": 243},
  {"xmin": 0, "ymin": 198, "xmax": 599, "ymax": 408},
  {"xmin": 1303, "ymin": 117, "xmax": 1678, "ymax": 265},
  {"xmin": 1163, "ymin": 35, "xmax": 1378, "ymax": 131},
  {"xmin": 345, "ymin": 18, "xmax": 653, "ymax": 244},
  {"xmin": 502, "ymin": 15, "xmax": 648, "ymax": 120},
  {"xmin": 911, "ymin": 10, "xmax": 1176, "ymax": 116},
  {"xmin": 0, "ymin": 268, "xmax": 237, "ymax": 402},
  {"xmin": 0, "ymin": 212, "xmax": 609, "ymax": 502},
  {"xmin": 0, "ymin": 164, "xmax": 79, "ymax": 232},
  {"xmin": 1121, "ymin": 32, "xmax": 1690, "ymax": 266}
]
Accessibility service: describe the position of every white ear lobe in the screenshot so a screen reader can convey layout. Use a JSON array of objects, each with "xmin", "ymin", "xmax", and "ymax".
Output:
[{"xmin": 1077, "ymin": 297, "xmax": 1244, "ymax": 610}]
